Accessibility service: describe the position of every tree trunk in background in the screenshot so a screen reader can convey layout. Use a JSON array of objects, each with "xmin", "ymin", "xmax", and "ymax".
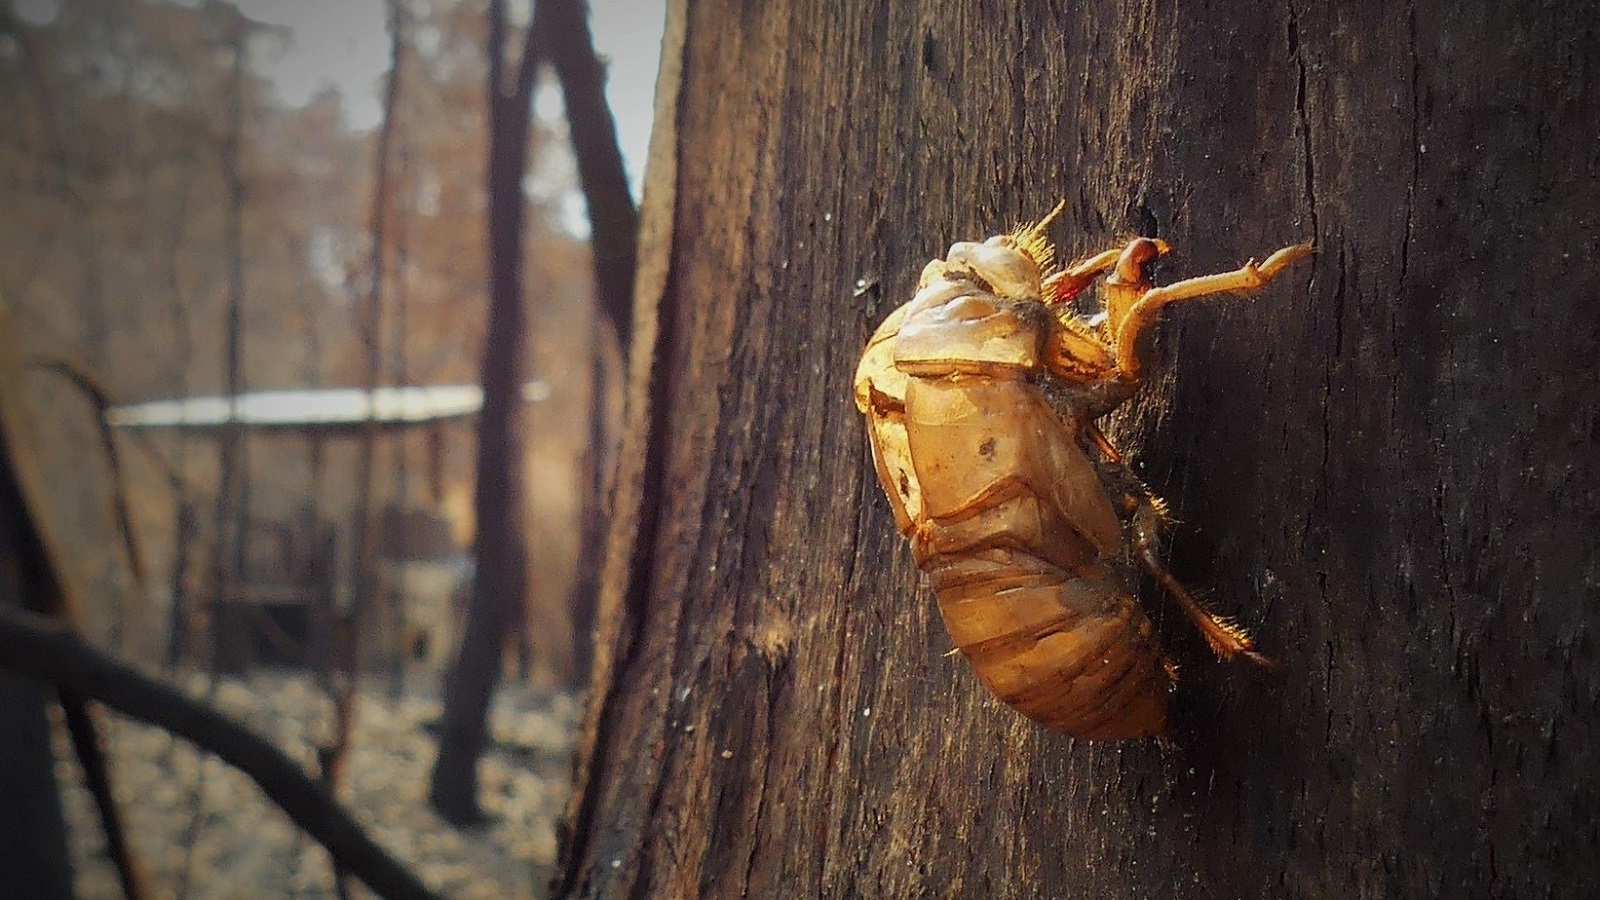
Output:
[
  {"xmin": 0, "ymin": 432, "xmax": 75, "ymax": 900},
  {"xmin": 348, "ymin": 0, "xmax": 405, "ymax": 691},
  {"xmin": 429, "ymin": 0, "xmax": 540, "ymax": 826},
  {"xmin": 161, "ymin": 161, "xmax": 197, "ymax": 669},
  {"xmin": 555, "ymin": 0, "xmax": 1600, "ymax": 896},
  {"xmin": 538, "ymin": 0, "xmax": 638, "ymax": 685},
  {"xmin": 208, "ymin": 8, "xmax": 249, "ymax": 668},
  {"xmin": 323, "ymin": 7, "xmax": 406, "ymax": 897}
]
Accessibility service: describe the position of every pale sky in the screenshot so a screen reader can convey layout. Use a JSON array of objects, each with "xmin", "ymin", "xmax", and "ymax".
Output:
[
  {"xmin": 11, "ymin": 0, "xmax": 666, "ymax": 194},
  {"xmin": 237, "ymin": 0, "xmax": 665, "ymax": 195}
]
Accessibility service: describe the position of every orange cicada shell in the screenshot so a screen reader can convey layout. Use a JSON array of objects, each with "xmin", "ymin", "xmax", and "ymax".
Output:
[{"xmin": 853, "ymin": 203, "xmax": 1311, "ymax": 738}]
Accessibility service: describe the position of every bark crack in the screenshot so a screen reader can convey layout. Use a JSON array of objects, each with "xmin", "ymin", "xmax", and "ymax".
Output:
[
  {"xmin": 737, "ymin": 665, "xmax": 780, "ymax": 894},
  {"xmin": 1288, "ymin": 8, "xmax": 1320, "ymax": 243},
  {"xmin": 1402, "ymin": 2, "xmax": 1421, "ymax": 292},
  {"xmin": 1288, "ymin": 4, "xmax": 1339, "ymax": 600}
]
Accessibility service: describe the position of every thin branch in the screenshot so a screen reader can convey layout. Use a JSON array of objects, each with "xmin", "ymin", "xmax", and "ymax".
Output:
[
  {"xmin": 60, "ymin": 691, "xmax": 150, "ymax": 900},
  {"xmin": 29, "ymin": 360, "xmax": 151, "ymax": 588},
  {"xmin": 514, "ymin": 1, "xmax": 543, "ymax": 103},
  {"xmin": 0, "ymin": 604, "xmax": 444, "ymax": 900},
  {"xmin": 5, "ymin": 338, "xmax": 147, "ymax": 900},
  {"xmin": 335, "ymin": 5, "xmax": 409, "ymax": 890},
  {"xmin": 212, "ymin": 6, "xmax": 250, "ymax": 632}
]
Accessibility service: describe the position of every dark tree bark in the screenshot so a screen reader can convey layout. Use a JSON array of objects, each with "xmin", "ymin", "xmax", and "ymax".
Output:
[
  {"xmin": 0, "ymin": 419, "xmax": 76, "ymax": 900},
  {"xmin": 1, "ymin": 314, "xmax": 149, "ymax": 899},
  {"xmin": 0, "ymin": 675, "xmax": 73, "ymax": 898},
  {"xmin": 429, "ymin": 0, "xmax": 541, "ymax": 825},
  {"xmin": 555, "ymin": 1, "xmax": 1600, "ymax": 897}
]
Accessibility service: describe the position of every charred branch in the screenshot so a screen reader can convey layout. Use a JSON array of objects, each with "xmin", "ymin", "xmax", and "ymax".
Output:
[{"xmin": 0, "ymin": 604, "xmax": 444, "ymax": 900}]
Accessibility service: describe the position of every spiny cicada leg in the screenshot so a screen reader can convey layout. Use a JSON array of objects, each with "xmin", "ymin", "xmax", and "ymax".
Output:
[
  {"xmin": 1086, "ymin": 422, "xmax": 1123, "ymax": 465},
  {"xmin": 1041, "ymin": 238, "xmax": 1170, "ymax": 388},
  {"xmin": 1042, "ymin": 245, "xmax": 1128, "ymax": 307},
  {"xmin": 1128, "ymin": 492, "xmax": 1279, "ymax": 671},
  {"xmin": 1111, "ymin": 242, "xmax": 1314, "ymax": 381}
]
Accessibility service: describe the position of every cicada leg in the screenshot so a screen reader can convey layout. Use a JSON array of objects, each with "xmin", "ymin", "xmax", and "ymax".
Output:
[
  {"xmin": 1127, "ymin": 499, "xmax": 1278, "ymax": 669},
  {"xmin": 1090, "ymin": 442, "xmax": 1278, "ymax": 671},
  {"xmin": 1042, "ymin": 245, "xmax": 1128, "ymax": 307},
  {"xmin": 1041, "ymin": 238, "xmax": 1167, "ymax": 390},
  {"xmin": 1109, "ymin": 242, "xmax": 1314, "ymax": 381},
  {"xmin": 1085, "ymin": 422, "xmax": 1122, "ymax": 464}
]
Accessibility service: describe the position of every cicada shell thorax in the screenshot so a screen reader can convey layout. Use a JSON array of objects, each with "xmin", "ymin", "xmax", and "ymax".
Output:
[{"xmin": 853, "ymin": 214, "xmax": 1175, "ymax": 739}]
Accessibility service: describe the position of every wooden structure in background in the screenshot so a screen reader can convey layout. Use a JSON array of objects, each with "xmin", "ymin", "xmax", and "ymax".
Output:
[{"xmin": 108, "ymin": 382, "xmax": 548, "ymax": 672}]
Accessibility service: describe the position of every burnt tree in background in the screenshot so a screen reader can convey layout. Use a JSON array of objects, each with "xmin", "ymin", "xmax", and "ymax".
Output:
[
  {"xmin": 429, "ymin": 0, "xmax": 542, "ymax": 825},
  {"xmin": 556, "ymin": 0, "xmax": 1599, "ymax": 896},
  {"xmin": 537, "ymin": 0, "xmax": 638, "ymax": 683},
  {"xmin": 0, "ymin": 385, "xmax": 76, "ymax": 900}
]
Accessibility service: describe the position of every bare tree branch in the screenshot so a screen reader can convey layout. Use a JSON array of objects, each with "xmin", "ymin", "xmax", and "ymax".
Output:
[
  {"xmin": 29, "ymin": 360, "xmax": 149, "ymax": 589},
  {"xmin": 334, "ymin": 7, "xmax": 409, "ymax": 895},
  {"xmin": 10, "ymin": 353, "xmax": 152, "ymax": 900},
  {"xmin": 487, "ymin": 0, "xmax": 508, "ymax": 98},
  {"xmin": 59, "ymin": 690, "xmax": 151, "ymax": 900},
  {"xmin": 0, "ymin": 604, "xmax": 445, "ymax": 900},
  {"xmin": 514, "ymin": 2, "xmax": 543, "ymax": 103},
  {"xmin": 534, "ymin": 0, "xmax": 641, "ymax": 688},
  {"xmin": 536, "ymin": 0, "xmax": 637, "ymax": 349},
  {"xmin": 211, "ymin": 6, "xmax": 250, "ymax": 647}
]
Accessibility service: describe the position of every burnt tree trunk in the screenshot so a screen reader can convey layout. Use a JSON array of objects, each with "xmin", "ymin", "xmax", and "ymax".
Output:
[
  {"xmin": 0, "ymin": 405, "xmax": 75, "ymax": 900},
  {"xmin": 0, "ymin": 310, "xmax": 150, "ymax": 897},
  {"xmin": 429, "ymin": 0, "xmax": 541, "ymax": 825},
  {"xmin": 538, "ymin": 0, "xmax": 638, "ymax": 685},
  {"xmin": 556, "ymin": 0, "xmax": 1600, "ymax": 897}
]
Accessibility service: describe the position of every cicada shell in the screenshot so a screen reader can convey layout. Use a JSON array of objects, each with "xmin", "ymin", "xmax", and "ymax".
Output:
[{"xmin": 854, "ymin": 204, "xmax": 1311, "ymax": 738}]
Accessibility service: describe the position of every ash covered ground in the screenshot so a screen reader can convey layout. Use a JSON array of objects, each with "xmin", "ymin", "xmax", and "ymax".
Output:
[{"xmin": 56, "ymin": 670, "xmax": 578, "ymax": 899}]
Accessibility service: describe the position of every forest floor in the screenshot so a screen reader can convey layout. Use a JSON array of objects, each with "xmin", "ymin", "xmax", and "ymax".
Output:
[{"xmin": 56, "ymin": 669, "xmax": 578, "ymax": 899}]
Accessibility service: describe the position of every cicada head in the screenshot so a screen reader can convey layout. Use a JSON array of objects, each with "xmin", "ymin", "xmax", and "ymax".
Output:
[
  {"xmin": 915, "ymin": 201, "xmax": 1067, "ymax": 304},
  {"xmin": 892, "ymin": 202, "xmax": 1119, "ymax": 383}
]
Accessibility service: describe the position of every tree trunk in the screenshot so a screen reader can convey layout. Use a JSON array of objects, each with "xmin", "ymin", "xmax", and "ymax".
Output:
[
  {"xmin": 429, "ymin": 0, "xmax": 540, "ymax": 825},
  {"xmin": 209, "ymin": 8, "xmax": 249, "ymax": 669},
  {"xmin": 0, "ymin": 309, "xmax": 144, "ymax": 898},
  {"xmin": 538, "ymin": 0, "xmax": 638, "ymax": 686},
  {"xmin": 555, "ymin": 0, "xmax": 1600, "ymax": 896},
  {"xmin": 0, "ymin": 435, "xmax": 75, "ymax": 900}
]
